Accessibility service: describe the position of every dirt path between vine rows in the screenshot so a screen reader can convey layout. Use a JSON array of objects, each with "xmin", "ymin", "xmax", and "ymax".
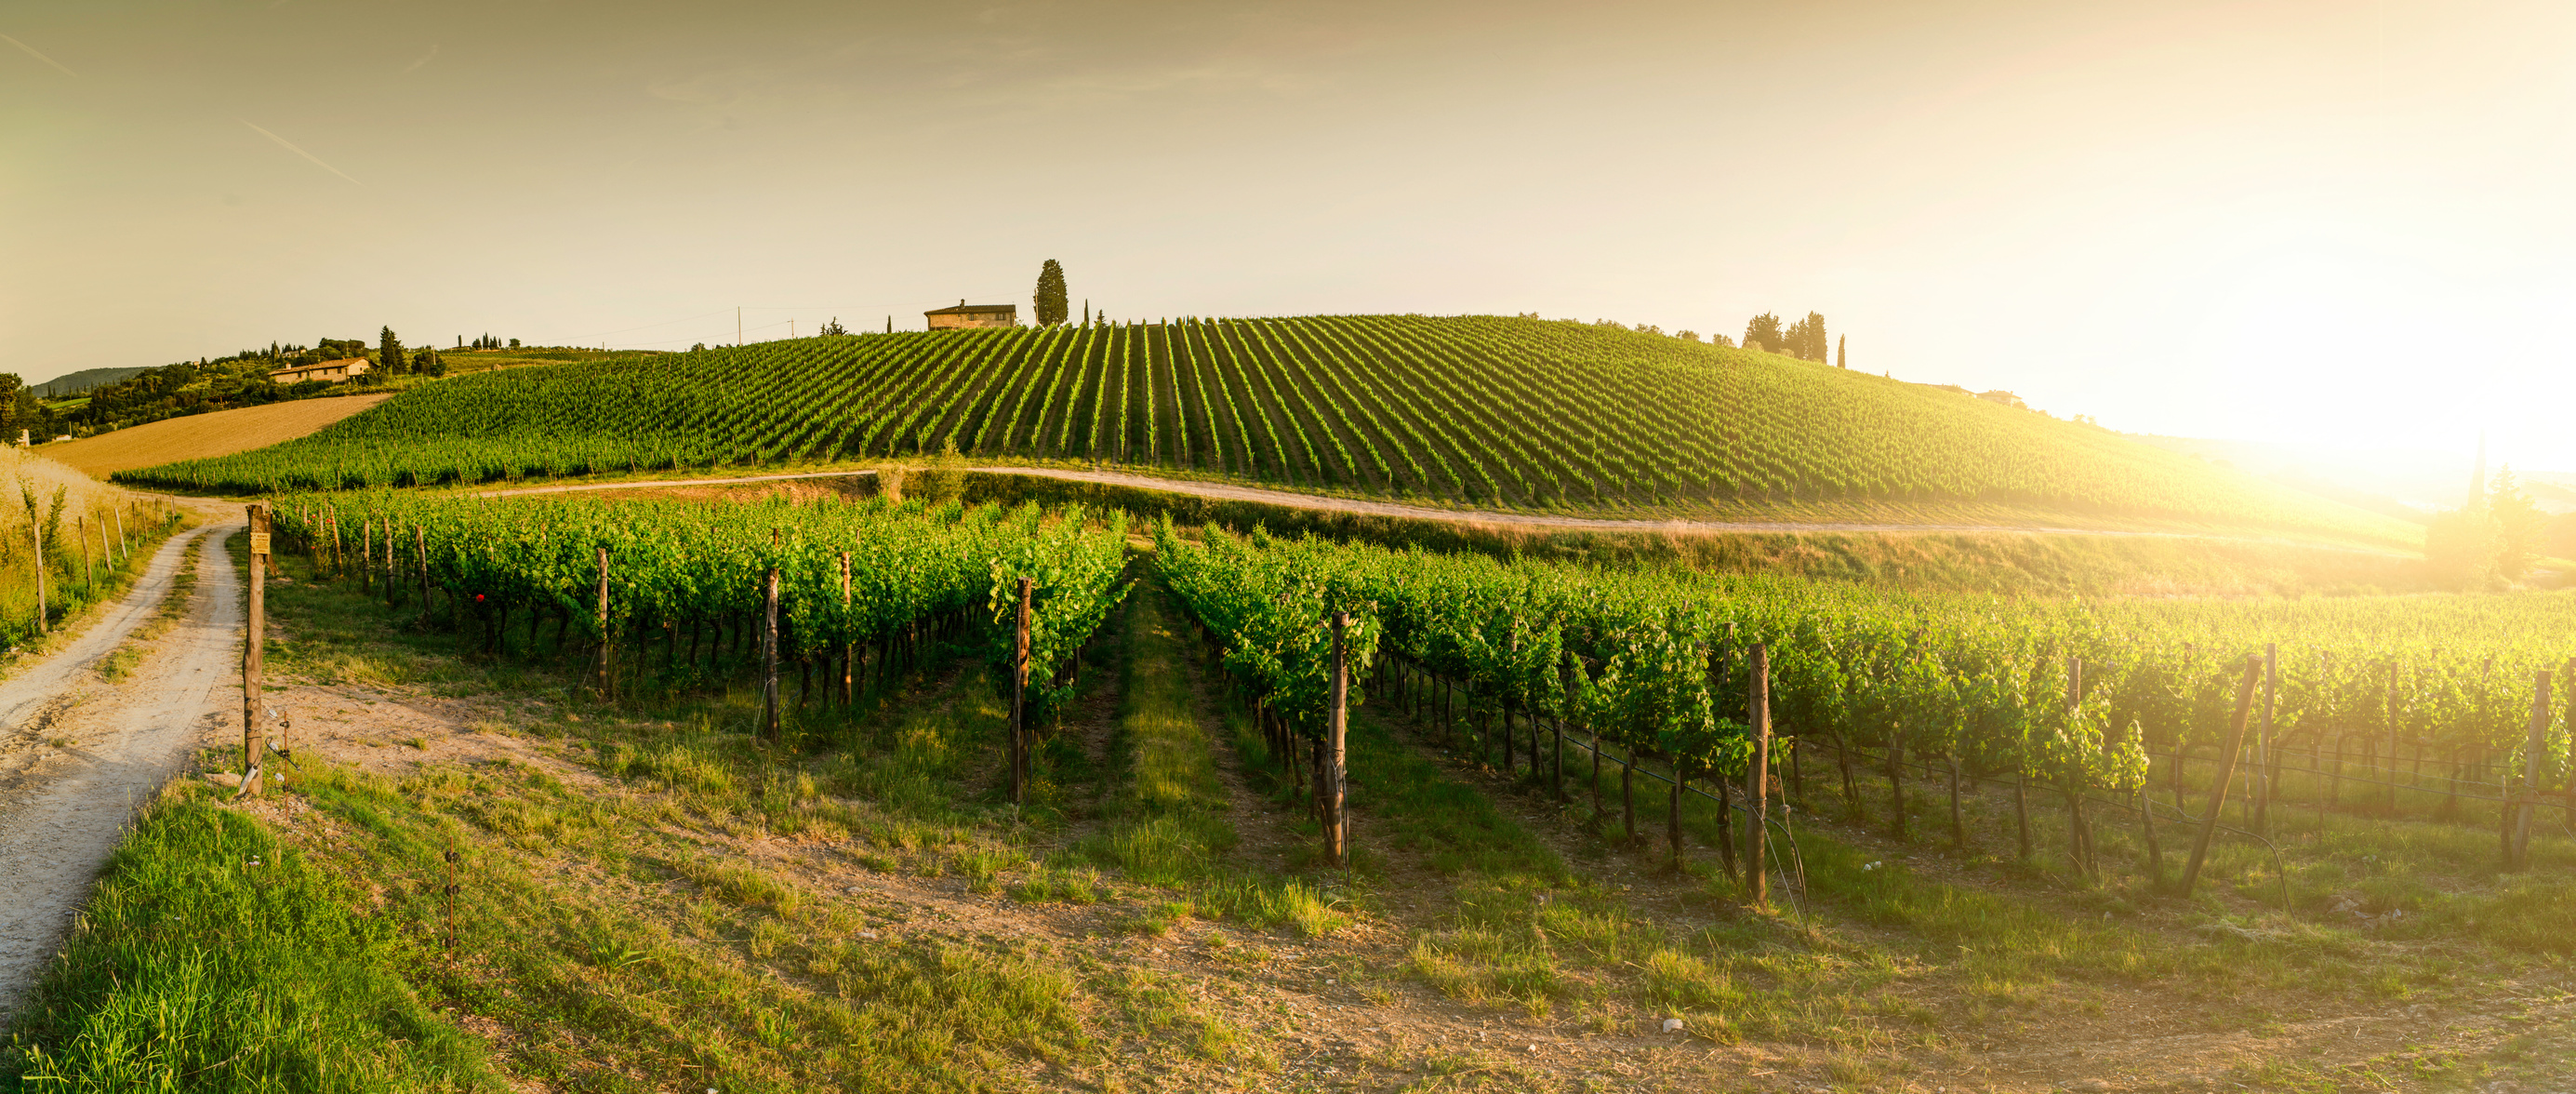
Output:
[
  {"xmin": 0, "ymin": 522, "xmax": 241, "ymax": 1017},
  {"xmin": 478, "ymin": 466, "xmax": 2412, "ymax": 554}
]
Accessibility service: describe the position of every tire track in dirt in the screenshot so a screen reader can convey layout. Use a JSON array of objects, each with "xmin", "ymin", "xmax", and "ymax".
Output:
[{"xmin": 0, "ymin": 523, "xmax": 241, "ymax": 1016}]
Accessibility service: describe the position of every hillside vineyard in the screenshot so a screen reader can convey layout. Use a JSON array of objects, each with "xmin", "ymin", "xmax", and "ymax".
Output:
[{"xmin": 123, "ymin": 316, "xmax": 2389, "ymax": 537}]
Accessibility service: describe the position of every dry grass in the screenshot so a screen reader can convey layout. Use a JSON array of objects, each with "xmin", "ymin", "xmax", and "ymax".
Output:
[{"xmin": 43, "ymin": 394, "xmax": 392, "ymax": 477}]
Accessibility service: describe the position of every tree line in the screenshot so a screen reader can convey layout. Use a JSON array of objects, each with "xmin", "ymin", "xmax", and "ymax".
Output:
[{"xmin": 26, "ymin": 326, "xmax": 458, "ymax": 443}]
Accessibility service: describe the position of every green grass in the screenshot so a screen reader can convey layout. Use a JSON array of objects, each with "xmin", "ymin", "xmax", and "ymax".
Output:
[
  {"xmin": 1069, "ymin": 578, "xmax": 1348, "ymax": 935},
  {"xmin": 0, "ymin": 538, "xmax": 1268, "ymax": 1092},
  {"xmin": 0, "ymin": 790, "xmax": 497, "ymax": 1093}
]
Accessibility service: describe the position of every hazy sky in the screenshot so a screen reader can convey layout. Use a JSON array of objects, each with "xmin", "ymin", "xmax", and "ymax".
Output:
[{"xmin": 5, "ymin": 0, "xmax": 2571, "ymax": 470}]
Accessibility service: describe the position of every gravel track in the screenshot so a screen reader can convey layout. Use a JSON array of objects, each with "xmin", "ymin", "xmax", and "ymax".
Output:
[{"xmin": 0, "ymin": 523, "xmax": 240, "ymax": 1016}]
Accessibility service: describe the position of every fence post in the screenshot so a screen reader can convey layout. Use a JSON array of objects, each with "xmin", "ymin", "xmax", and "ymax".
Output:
[
  {"xmin": 839, "ymin": 552, "xmax": 854, "ymax": 706},
  {"xmin": 2563, "ymin": 659, "xmax": 2576, "ymax": 834},
  {"xmin": 2385, "ymin": 660, "xmax": 2401, "ymax": 810},
  {"xmin": 244, "ymin": 504, "xmax": 271, "ymax": 786},
  {"xmin": 592, "ymin": 547, "xmax": 611, "ymax": 698},
  {"xmin": 762, "ymin": 567, "xmax": 781, "ymax": 740},
  {"xmin": 360, "ymin": 517, "xmax": 372, "ymax": 595},
  {"xmin": 416, "ymin": 526, "xmax": 431, "ymax": 626},
  {"xmin": 1012, "ymin": 576, "xmax": 1032, "ymax": 804},
  {"xmin": 2511, "ymin": 670, "xmax": 2551, "ymax": 870},
  {"xmin": 2066, "ymin": 655, "xmax": 2091, "ymax": 877},
  {"xmin": 1327, "ymin": 611, "xmax": 1349, "ymax": 867},
  {"xmin": 1746, "ymin": 643, "xmax": 1770, "ymax": 909},
  {"xmin": 2179, "ymin": 656, "xmax": 2263, "ymax": 899},
  {"xmin": 2253, "ymin": 643, "xmax": 2276, "ymax": 832}
]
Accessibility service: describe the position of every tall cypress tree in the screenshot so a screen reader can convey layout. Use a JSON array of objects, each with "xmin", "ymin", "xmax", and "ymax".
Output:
[
  {"xmin": 1034, "ymin": 260, "xmax": 1069, "ymax": 326},
  {"xmin": 378, "ymin": 327, "xmax": 405, "ymax": 376},
  {"xmin": 1837, "ymin": 334, "xmax": 1846, "ymax": 369}
]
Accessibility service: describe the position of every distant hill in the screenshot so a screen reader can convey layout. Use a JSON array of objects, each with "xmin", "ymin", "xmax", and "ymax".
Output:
[
  {"xmin": 32, "ymin": 367, "xmax": 150, "ymax": 398},
  {"xmin": 116, "ymin": 315, "xmax": 2417, "ymax": 544}
]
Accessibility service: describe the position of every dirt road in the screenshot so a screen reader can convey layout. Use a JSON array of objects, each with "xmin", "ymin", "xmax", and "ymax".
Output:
[{"xmin": 0, "ymin": 522, "xmax": 240, "ymax": 1015}]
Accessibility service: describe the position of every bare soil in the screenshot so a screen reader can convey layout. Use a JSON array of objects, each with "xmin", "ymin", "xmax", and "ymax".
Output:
[{"xmin": 44, "ymin": 394, "xmax": 393, "ymax": 477}]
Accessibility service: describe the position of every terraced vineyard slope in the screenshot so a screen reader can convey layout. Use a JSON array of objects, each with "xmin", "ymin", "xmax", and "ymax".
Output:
[{"xmin": 119, "ymin": 315, "xmax": 2409, "ymax": 541}]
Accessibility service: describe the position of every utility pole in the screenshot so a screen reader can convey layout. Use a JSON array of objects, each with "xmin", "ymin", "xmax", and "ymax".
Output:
[{"xmin": 737, "ymin": 306, "xmax": 743, "ymax": 346}]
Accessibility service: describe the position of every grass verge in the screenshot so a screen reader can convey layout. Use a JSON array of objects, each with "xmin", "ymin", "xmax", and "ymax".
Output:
[{"xmin": 0, "ymin": 786, "xmax": 495, "ymax": 1093}]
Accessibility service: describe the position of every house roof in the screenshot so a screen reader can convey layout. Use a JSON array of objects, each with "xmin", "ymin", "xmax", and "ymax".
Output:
[
  {"xmin": 923, "ymin": 302, "xmax": 1016, "ymax": 316},
  {"xmin": 269, "ymin": 357, "xmax": 368, "ymax": 378}
]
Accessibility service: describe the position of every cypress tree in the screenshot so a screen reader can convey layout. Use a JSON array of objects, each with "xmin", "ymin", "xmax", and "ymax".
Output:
[
  {"xmin": 1837, "ymin": 334, "xmax": 1847, "ymax": 369},
  {"xmin": 378, "ymin": 327, "xmax": 405, "ymax": 376},
  {"xmin": 1034, "ymin": 260, "xmax": 1069, "ymax": 326}
]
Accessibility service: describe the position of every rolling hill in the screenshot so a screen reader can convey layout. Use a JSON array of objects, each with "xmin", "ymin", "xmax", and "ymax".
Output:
[
  {"xmin": 113, "ymin": 315, "xmax": 2413, "ymax": 543},
  {"xmin": 31, "ymin": 367, "xmax": 150, "ymax": 398},
  {"xmin": 41, "ymin": 394, "xmax": 394, "ymax": 477}
]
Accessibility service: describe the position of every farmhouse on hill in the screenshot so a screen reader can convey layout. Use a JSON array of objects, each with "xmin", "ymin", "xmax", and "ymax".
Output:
[
  {"xmin": 924, "ymin": 300, "xmax": 1016, "ymax": 330},
  {"xmin": 268, "ymin": 357, "xmax": 370, "ymax": 384}
]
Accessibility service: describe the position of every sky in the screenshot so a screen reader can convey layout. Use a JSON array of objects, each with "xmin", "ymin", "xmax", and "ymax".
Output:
[{"xmin": 4, "ymin": 0, "xmax": 2572, "ymax": 472}]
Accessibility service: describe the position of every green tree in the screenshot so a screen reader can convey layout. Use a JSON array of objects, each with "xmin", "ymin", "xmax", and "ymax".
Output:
[
  {"xmin": 2489, "ymin": 466, "xmax": 2548, "ymax": 581},
  {"xmin": 1742, "ymin": 313, "xmax": 1782, "ymax": 353},
  {"xmin": 1034, "ymin": 260, "xmax": 1069, "ymax": 326},
  {"xmin": 1837, "ymin": 334, "xmax": 1847, "ymax": 369},
  {"xmin": 2424, "ymin": 506, "xmax": 2503, "ymax": 590},
  {"xmin": 1782, "ymin": 312, "xmax": 1828, "ymax": 361},
  {"xmin": 817, "ymin": 316, "xmax": 849, "ymax": 337},
  {"xmin": 2540, "ymin": 511, "xmax": 2576, "ymax": 563},
  {"xmin": 378, "ymin": 327, "xmax": 405, "ymax": 376},
  {"xmin": 0, "ymin": 373, "xmax": 21, "ymax": 443}
]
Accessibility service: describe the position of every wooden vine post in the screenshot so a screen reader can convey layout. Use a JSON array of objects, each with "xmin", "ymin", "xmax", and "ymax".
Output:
[
  {"xmin": 416, "ymin": 527, "xmax": 431, "ymax": 626},
  {"xmin": 838, "ymin": 552, "xmax": 855, "ymax": 706},
  {"xmin": 243, "ymin": 503, "xmax": 271, "ymax": 788},
  {"xmin": 1010, "ymin": 577, "xmax": 1033, "ymax": 804},
  {"xmin": 1325, "ymin": 611, "xmax": 1349, "ymax": 868},
  {"xmin": 2179, "ymin": 656, "xmax": 2263, "ymax": 899},
  {"xmin": 360, "ymin": 517, "xmax": 373, "ymax": 595},
  {"xmin": 2065, "ymin": 656, "xmax": 2091, "ymax": 877},
  {"xmin": 2253, "ymin": 643, "xmax": 2276, "ymax": 833},
  {"xmin": 2564, "ymin": 659, "xmax": 2576, "ymax": 833},
  {"xmin": 1745, "ymin": 643, "xmax": 1771, "ymax": 909},
  {"xmin": 2508, "ymin": 670, "xmax": 2551, "ymax": 871},
  {"xmin": 24, "ymin": 498, "xmax": 40, "ymax": 636},
  {"xmin": 761, "ymin": 567, "xmax": 781, "ymax": 740},
  {"xmin": 2386, "ymin": 660, "xmax": 2402, "ymax": 809},
  {"xmin": 592, "ymin": 547, "xmax": 611, "ymax": 698}
]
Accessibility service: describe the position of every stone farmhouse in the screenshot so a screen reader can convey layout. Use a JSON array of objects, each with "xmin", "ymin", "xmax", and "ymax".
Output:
[
  {"xmin": 924, "ymin": 300, "xmax": 1016, "ymax": 330},
  {"xmin": 268, "ymin": 357, "xmax": 371, "ymax": 384}
]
